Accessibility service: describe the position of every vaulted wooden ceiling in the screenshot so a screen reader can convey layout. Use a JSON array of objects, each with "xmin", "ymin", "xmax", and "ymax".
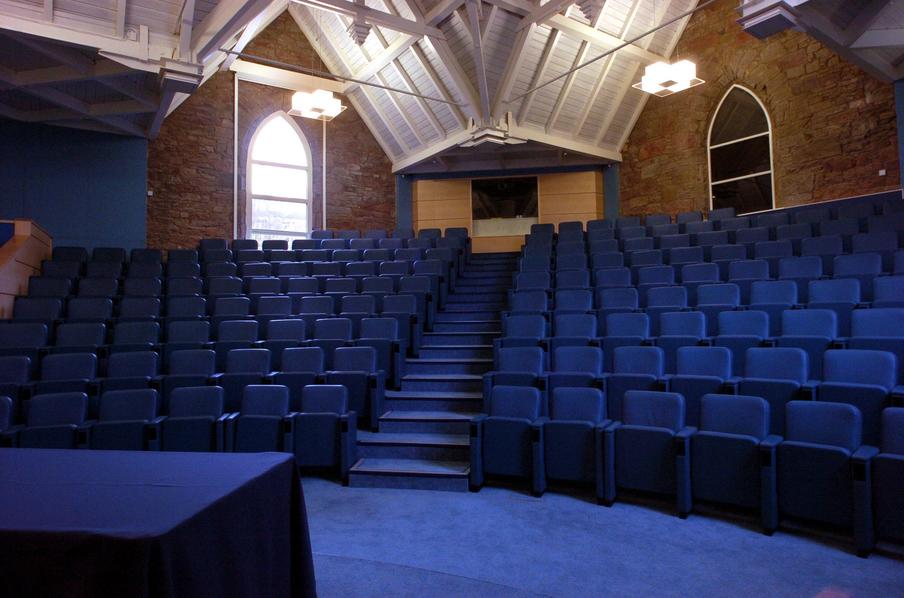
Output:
[{"xmin": 0, "ymin": 0, "xmax": 900, "ymax": 172}]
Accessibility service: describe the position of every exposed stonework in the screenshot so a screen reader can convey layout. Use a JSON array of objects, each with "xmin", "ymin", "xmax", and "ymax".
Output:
[
  {"xmin": 620, "ymin": 0, "xmax": 901, "ymax": 217},
  {"xmin": 147, "ymin": 12, "xmax": 395, "ymax": 249}
]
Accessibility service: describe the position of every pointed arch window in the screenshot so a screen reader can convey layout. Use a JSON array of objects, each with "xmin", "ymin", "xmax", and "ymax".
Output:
[
  {"xmin": 708, "ymin": 85, "xmax": 775, "ymax": 214},
  {"xmin": 247, "ymin": 112, "xmax": 312, "ymax": 241}
]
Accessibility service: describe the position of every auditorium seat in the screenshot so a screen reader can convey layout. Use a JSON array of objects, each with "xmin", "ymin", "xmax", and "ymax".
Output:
[
  {"xmin": 655, "ymin": 311, "xmax": 707, "ymax": 374},
  {"xmin": 97, "ymin": 350, "xmax": 158, "ymax": 393},
  {"xmin": 738, "ymin": 348, "xmax": 809, "ymax": 435},
  {"xmin": 872, "ymin": 408, "xmax": 904, "ymax": 547},
  {"xmin": 84, "ymin": 389, "xmax": 160, "ymax": 451},
  {"xmin": 227, "ymin": 385, "xmax": 290, "ymax": 453},
  {"xmin": 776, "ymin": 401, "xmax": 875, "ymax": 555},
  {"xmin": 605, "ymin": 390, "xmax": 692, "ymax": 516},
  {"xmin": 290, "ymin": 384, "xmax": 356, "ymax": 481},
  {"xmin": 325, "ymin": 346, "xmax": 385, "ymax": 430},
  {"xmin": 714, "ymin": 310, "xmax": 769, "ymax": 377},
  {"xmin": 33, "ymin": 352, "xmax": 96, "ymax": 396},
  {"xmin": 691, "ymin": 394, "xmax": 778, "ymax": 531},
  {"xmin": 775, "ymin": 309, "xmax": 837, "ymax": 380},
  {"xmin": 665, "ymin": 346, "xmax": 733, "ymax": 428},
  {"xmin": 160, "ymin": 349, "xmax": 217, "ymax": 412},
  {"xmin": 847, "ymin": 308, "xmax": 904, "ymax": 383},
  {"xmin": 542, "ymin": 387, "xmax": 609, "ymax": 501},
  {"xmin": 154, "ymin": 386, "xmax": 229, "ymax": 452},
  {"xmin": 469, "ymin": 385, "xmax": 545, "ymax": 495},
  {"xmin": 483, "ymin": 347, "xmax": 546, "ymax": 407},
  {"xmin": 4, "ymin": 391, "xmax": 87, "ymax": 449},
  {"xmin": 211, "ymin": 348, "xmax": 272, "ymax": 412},
  {"xmin": 603, "ymin": 346, "xmax": 664, "ymax": 421},
  {"xmin": 807, "ymin": 278, "xmax": 861, "ymax": 336},
  {"xmin": 547, "ymin": 346, "xmax": 604, "ymax": 395}
]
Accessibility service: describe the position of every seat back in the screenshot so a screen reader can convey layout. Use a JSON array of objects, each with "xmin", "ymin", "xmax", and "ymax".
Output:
[
  {"xmin": 744, "ymin": 348, "xmax": 807, "ymax": 383},
  {"xmin": 605, "ymin": 312, "xmax": 649, "ymax": 337},
  {"xmin": 106, "ymin": 351, "xmax": 158, "ymax": 378},
  {"xmin": 851, "ymin": 308, "xmax": 904, "ymax": 338},
  {"xmin": 881, "ymin": 408, "xmax": 904, "ymax": 454},
  {"xmin": 113, "ymin": 321, "xmax": 160, "ymax": 345},
  {"xmin": 729, "ymin": 260, "xmax": 769, "ymax": 280},
  {"xmin": 281, "ymin": 347, "xmax": 324, "ymax": 373},
  {"xmin": 750, "ymin": 280, "xmax": 798, "ymax": 305},
  {"xmin": 613, "ymin": 346, "xmax": 664, "ymax": 376},
  {"xmin": 226, "ymin": 348, "xmax": 270, "ymax": 374},
  {"xmin": 314, "ymin": 318, "xmax": 353, "ymax": 340},
  {"xmin": 301, "ymin": 384, "xmax": 348, "ymax": 413},
  {"xmin": 0, "ymin": 355, "xmax": 30, "ymax": 383},
  {"xmin": 646, "ymin": 286, "xmax": 687, "ymax": 307},
  {"xmin": 699, "ymin": 394, "xmax": 768, "ymax": 438},
  {"xmin": 823, "ymin": 349, "xmax": 896, "ymax": 390},
  {"xmin": 502, "ymin": 314, "xmax": 546, "ymax": 338},
  {"xmin": 554, "ymin": 289, "xmax": 593, "ymax": 312},
  {"xmin": 550, "ymin": 387, "xmax": 605, "ymax": 422},
  {"xmin": 360, "ymin": 317, "xmax": 398, "ymax": 339},
  {"xmin": 167, "ymin": 320, "xmax": 210, "ymax": 343},
  {"xmin": 98, "ymin": 389, "xmax": 158, "ymax": 421},
  {"xmin": 168, "ymin": 386, "xmax": 224, "ymax": 417},
  {"xmin": 333, "ymin": 346, "xmax": 377, "ymax": 372},
  {"xmin": 718, "ymin": 310, "xmax": 768, "ymax": 337},
  {"xmin": 553, "ymin": 346, "xmax": 603, "ymax": 375},
  {"xmin": 660, "ymin": 311, "xmax": 706, "ymax": 336},
  {"xmin": 554, "ymin": 313, "xmax": 596, "ymax": 337},
  {"xmin": 167, "ymin": 349, "xmax": 216, "ymax": 375},
  {"xmin": 781, "ymin": 309, "xmax": 836, "ymax": 337},
  {"xmin": 490, "ymin": 385, "xmax": 541, "ymax": 419},
  {"xmin": 218, "ymin": 320, "xmax": 259, "ymax": 342},
  {"xmin": 785, "ymin": 401, "xmax": 861, "ymax": 451},
  {"xmin": 40, "ymin": 353, "xmax": 96, "ymax": 380},
  {"xmin": 27, "ymin": 392, "xmax": 87, "ymax": 426},
  {"xmin": 498, "ymin": 347, "xmax": 544, "ymax": 374},
  {"xmin": 676, "ymin": 346, "xmax": 731, "ymax": 378},
  {"xmin": 809, "ymin": 278, "xmax": 860, "ymax": 303},
  {"xmin": 267, "ymin": 319, "xmax": 306, "ymax": 340},
  {"xmin": 622, "ymin": 390, "xmax": 684, "ymax": 431},
  {"xmin": 241, "ymin": 385, "xmax": 289, "ymax": 415},
  {"xmin": 0, "ymin": 322, "xmax": 48, "ymax": 348},
  {"xmin": 55, "ymin": 323, "xmax": 106, "ymax": 347},
  {"xmin": 697, "ymin": 283, "xmax": 740, "ymax": 306}
]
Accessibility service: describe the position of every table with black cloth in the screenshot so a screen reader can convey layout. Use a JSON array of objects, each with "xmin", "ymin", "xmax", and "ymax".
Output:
[{"xmin": 0, "ymin": 449, "xmax": 316, "ymax": 598}]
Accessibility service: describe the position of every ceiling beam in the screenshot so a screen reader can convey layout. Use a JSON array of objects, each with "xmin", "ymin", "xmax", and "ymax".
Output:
[
  {"xmin": 191, "ymin": 0, "xmax": 275, "ymax": 63},
  {"xmin": 425, "ymin": 0, "xmax": 464, "ymax": 26},
  {"xmin": 375, "ymin": 72, "xmax": 427, "ymax": 145},
  {"xmin": 291, "ymin": 0, "xmax": 444, "ymax": 37},
  {"xmin": 465, "ymin": 0, "xmax": 491, "ymax": 121},
  {"xmin": 410, "ymin": 42, "xmax": 468, "ymax": 128},
  {"xmin": 491, "ymin": 22, "xmax": 535, "ymax": 119},
  {"xmin": 345, "ymin": 34, "xmax": 419, "ymax": 91},
  {"xmin": 545, "ymin": 8, "xmax": 604, "ymax": 133},
  {"xmin": 221, "ymin": 0, "xmax": 287, "ymax": 70},
  {"xmin": 508, "ymin": 122, "xmax": 621, "ymax": 162},
  {"xmin": 480, "ymin": 5, "xmax": 498, "ymax": 41},
  {"xmin": 178, "ymin": 0, "xmax": 197, "ymax": 59},
  {"xmin": 842, "ymin": 0, "xmax": 893, "ymax": 46},
  {"xmin": 546, "ymin": 14, "xmax": 663, "ymax": 65},
  {"xmin": 593, "ymin": 60, "xmax": 640, "ymax": 145},
  {"xmin": 482, "ymin": 0, "xmax": 531, "ymax": 16},
  {"xmin": 391, "ymin": 128, "xmax": 473, "ymax": 172},
  {"xmin": 516, "ymin": 0, "xmax": 573, "ymax": 31},
  {"xmin": 422, "ymin": 36, "xmax": 482, "ymax": 122},
  {"xmin": 3, "ymin": 60, "xmax": 133, "ymax": 87},
  {"xmin": 516, "ymin": 29, "xmax": 559, "ymax": 125},
  {"xmin": 850, "ymin": 28, "xmax": 904, "ymax": 49},
  {"xmin": 393, "ymin": 59, "xmax": 445, "ymax": 138},
  {"xmin": 115, "ymin": 0, "xmax": 127, "ymax": 38}
]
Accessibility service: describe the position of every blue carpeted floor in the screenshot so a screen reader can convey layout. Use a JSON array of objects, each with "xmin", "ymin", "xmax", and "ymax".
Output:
[{"xmin": 302, "ymin": 478, "xmax": 904, "ymax": 597}]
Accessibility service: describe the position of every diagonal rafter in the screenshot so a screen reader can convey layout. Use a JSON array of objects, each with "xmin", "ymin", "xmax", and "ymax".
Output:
[{"xmin": 465, "ymin": 0, "xmax": 491, "ymax": 121}]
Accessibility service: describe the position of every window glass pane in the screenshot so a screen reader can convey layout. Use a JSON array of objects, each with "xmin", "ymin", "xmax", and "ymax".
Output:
[
  {"xmin": 710, "ymin": 135, "xmax": 771, "ymax": 183},
  {"xmin": 251, "ymin": 164, "xmax": 308, "ymax": 199},
  {"xmin": 712, "ymin": 174, "xmax": 773, "ymax": 215},
  {"xmin": 251, "ymin": 116, "xmax": 308, "ymax": 166},
  {"xmin": 251, "ymin": 198, "xmax": 309, "ymax": 234},
  {"xmin": 250, "ymin": 231, "xmax": 309, "ymax": 243},
  {"xmin": 710, "ymin": 88, "xmax": 769, "ymax": 145}
]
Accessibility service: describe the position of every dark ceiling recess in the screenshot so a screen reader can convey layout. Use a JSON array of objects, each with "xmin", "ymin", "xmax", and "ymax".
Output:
[{"xmin": 471, "ymin": 177, "xmax": 538, "ymax": 220}]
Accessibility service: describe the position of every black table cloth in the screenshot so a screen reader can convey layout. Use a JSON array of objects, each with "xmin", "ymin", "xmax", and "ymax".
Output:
[{"xmin": 0, "ymin": 449, "xmax": 316, "ymax": 598}]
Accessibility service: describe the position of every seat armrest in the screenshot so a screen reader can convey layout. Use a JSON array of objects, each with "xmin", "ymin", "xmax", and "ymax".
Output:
[
  {"xmin": 891, "ymin": 386, "xmax": 904, "ymax": 407},
  {"xmin": 604, "ymin": 420, "xmax": 622, "ymax": 434},
  {"xmin": 832, "ymin": 337, "xmax": 849, "ymax": 349},
  {"xmin": 800, "ymin": 381, "xmax": 818, "ymax": 400},
  {"xmin": 594, "ymin": 418, "xmax": 613, "ymax": 432},
  {"xmin": 698, "ymin": 337, "xmax": 713, "ymax": 346},
  {"xmin": 852, "ymin": 445, "xmax": 880, "ymax": 464},
  {"xmin": 76, "ymin": 421, "xmax": 95, "ymax": 448},
  {"xmin": 759, "ymin": 434, "xmax": 783, "ymax": 451},
  {"xmin": 208, "ymin": 373, "xmax": 225, "ymax": 384},
  {"xmin": 722, "ymin": 377, "xmax": 741, "ymax": 392},
  {"xmin": 674, "ymin": 426, "xmax": 696, "ymax": 443},
  {"xmin": 660, "ymin": 374, "xmax": 675, "ymax": 391},
  {"xmin": 0, "ymin": 425, "xmax": 24, "ymax": 447}
]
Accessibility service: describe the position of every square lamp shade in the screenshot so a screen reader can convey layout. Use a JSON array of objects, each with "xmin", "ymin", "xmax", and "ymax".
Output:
[
  {"xmin": 632, "ymin": 60, "xmax": 704, "ymax": 97},
  {"xmin": 289, "ymin": 89, "xmax": 347, "ymax": 121}
]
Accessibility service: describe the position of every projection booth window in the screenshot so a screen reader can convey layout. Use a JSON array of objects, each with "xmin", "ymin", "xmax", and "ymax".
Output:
[
  {"xmin": 471, "ymin": 177, "xmax": 539, "ymax": 237},
  {"xmin": 247, "ymin": 112, "xmax": 312, "ymax": 242},
  {"xmin": 708, "ymin": 85, "xmax": 775, "ymax": 215}
]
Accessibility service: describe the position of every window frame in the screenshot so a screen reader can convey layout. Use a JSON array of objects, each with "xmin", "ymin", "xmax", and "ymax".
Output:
[
  {"xmin": 707, "ymin": 84, "xmax": 776, "ymax": 214},
  {"xmin": 246, "ymin": 111, "xmax": 313, "ymax": 240}
]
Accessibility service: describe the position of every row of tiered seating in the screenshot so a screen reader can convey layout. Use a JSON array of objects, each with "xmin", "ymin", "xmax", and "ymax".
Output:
[
  {"xmin": 472, "ymin": 204, "xmax": 904, "ymax": 556},
  {"xmin": 0, "ymin": 228, "xmax": 474, "ymax": 483}
]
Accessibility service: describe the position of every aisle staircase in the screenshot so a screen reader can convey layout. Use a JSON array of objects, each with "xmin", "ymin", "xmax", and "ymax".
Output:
[{"xmin": 347, "ymin": 252, "xmax": 519, "ymax": 491}]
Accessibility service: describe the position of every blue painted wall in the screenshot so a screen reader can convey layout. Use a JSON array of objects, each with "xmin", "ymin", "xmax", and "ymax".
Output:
[{"xmin": 0, "ymin": 119, "xmax": 147, "ymax": 250}]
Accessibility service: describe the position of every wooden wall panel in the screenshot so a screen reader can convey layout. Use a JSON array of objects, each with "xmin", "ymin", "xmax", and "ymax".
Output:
[
  {"xmin": 538, "ymin": 171, "xmax": 604, "ymax": 229},
  {"xmin": 414, "ymin": 179, "xmax": 472, "ymax": 235}
]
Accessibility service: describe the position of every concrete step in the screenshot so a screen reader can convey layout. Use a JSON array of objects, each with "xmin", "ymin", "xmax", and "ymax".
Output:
[
  {"xmin": 446, "ymin": 292, "xmax": 507, "ymax": 303},
  {"xmin": 422, "ymin": 331, "xmax": 501, "ymax": 345},
  {"xmin": 379, "ymin": 410, "xmax": 477, "ymax": 434},
  {"xmin": 443, "ymin": 302, "xmax": 505, "ymax": 312},
  {"xmin": 385, "ymin": 389, "xmax": 483, "ymax": 412},
  {"xmin": 435, "ymin": 310, "xmax": 501, "ymax": 322},
  {"xmin": 355, "ymin": 431, "xmax": 470, "ymax": 460},
  {"xmin": 348, "ymin": 458, "xmax": 470, "ymax": 492},
  {"xmin": 453, "ymin": 285, "xmax": 510, "ymax": 294},
  {"xmin": 418, "ymin": 345, "xmax": 493, "ymax": 359},
  {"xmin": 405, "ymin": 357, "xmax": 494, "ymax": 375},
  {"xmin": 432, "ymin": 320, "xmax": 500, "ymax": 333},
  {"xmin": 458, "ymin": 272, "xmax": 513, "ymax": 281},
  {"xmin": 400, "ymin": 373, "xmax": 483, "ymax": 393},
  {"xmin": 455, "ymin": 276, "xmax": 512, "ymax": 286}
]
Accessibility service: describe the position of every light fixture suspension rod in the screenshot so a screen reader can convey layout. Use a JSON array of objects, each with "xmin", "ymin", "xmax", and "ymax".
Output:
[
  {"xmin": 220, "ymin": 49, "xmax": 465, "ymax": 107},
  {"xmin": 507, "ymin": 0, "xmax": 725, "ymax": 104}
]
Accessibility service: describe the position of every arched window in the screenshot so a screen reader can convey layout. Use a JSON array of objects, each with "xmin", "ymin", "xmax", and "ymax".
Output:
[
  {"xmin": 247, "ymin": 112, "xmax": 312, "ymax": 241},
  {"xmin": 708, "ymin": 85, "xmax": 774, "ymax": 214}
]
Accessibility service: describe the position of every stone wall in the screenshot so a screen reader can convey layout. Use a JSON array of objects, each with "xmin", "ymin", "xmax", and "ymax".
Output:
[
  {"xmin": 146, "ymin": 12, "xmax": 395, "ymax": 249},
  {"xmin": 620, "ymin": 0, "xmax": 901, "ymax": 217}
]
